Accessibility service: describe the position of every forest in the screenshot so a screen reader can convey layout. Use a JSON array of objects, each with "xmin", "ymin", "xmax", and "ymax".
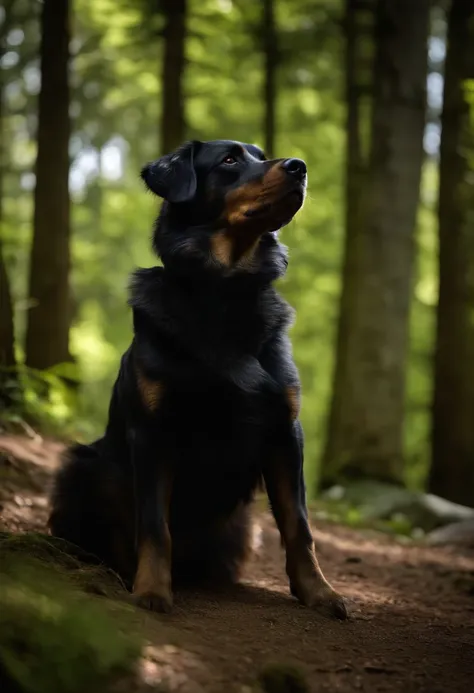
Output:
[
  {"xmin": 1, "ymin": 1, "xmax": 474, "ymax": 692},
  {"xmin": 1, "ymin": 0, "xmax": 472, "ymax": 503}
]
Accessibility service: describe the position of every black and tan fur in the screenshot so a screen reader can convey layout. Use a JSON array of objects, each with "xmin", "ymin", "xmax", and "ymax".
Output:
[{"xmin": 48, "ymin": 139, "xmax": 347, "ymax": 619}]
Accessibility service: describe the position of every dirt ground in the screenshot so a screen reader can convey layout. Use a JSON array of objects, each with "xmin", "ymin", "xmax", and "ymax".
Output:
[{"xmin": 1, "ymin": 433, "xmax": 474, "ymax": 693}]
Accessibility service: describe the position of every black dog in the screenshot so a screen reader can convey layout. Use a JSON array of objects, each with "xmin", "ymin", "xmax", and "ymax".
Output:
[{"xmin": 49, "ymin": 139, "xmax": 346, "ymax": 619}]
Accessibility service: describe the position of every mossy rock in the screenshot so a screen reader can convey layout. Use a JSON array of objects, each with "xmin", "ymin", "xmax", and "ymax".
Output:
[
  {"xmin": 321, "ymin": 482, "xmax": 474, "ymax": 532},
  {"xmin": 0, "ymin": 532, "xmax": 129, "ymax": 599},
  {"xmin": 0, "ymin": 533, "xmax": 140, "ymax": 693}
]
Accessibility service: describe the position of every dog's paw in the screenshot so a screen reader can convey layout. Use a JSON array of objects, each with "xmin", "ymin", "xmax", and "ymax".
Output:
[
  {"xmin": 291, "ymin": 581, "xmax": 347, "ymax": 620},
  {"xmin": 307, "ymin": 589, "xmax": 347, "ymax": 620},
  {"xmin": 133, "ymin": 591, "xmax": 173, "ymax": 614}
]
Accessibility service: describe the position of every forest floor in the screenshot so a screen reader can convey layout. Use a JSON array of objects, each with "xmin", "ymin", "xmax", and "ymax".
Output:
[{"xmin": 1, "ymin": 432, "xmax": 474, "ymax": 693}]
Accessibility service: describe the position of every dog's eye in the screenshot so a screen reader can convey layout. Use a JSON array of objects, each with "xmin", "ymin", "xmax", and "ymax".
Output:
[{"xmin": 222, "ymin": 155, "xmax": 237, "ymax": 165}]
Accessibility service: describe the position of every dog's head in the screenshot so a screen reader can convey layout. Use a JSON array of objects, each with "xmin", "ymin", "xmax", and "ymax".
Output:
[{"xmin": 141, "ymin": 139, "xmax": 307, "ymax": 278}]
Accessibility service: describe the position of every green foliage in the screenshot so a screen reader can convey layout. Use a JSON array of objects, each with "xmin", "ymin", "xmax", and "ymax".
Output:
[
  {"xmin": 0, "ymin": 534, "xmax": 139, "ymax": 693},
  {"xmin": 0, "ymin": 365, "xmax": 79, "ymax": 437}
]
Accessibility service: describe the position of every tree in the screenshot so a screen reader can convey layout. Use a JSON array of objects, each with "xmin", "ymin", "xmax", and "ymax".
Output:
[
  {"xmin": 429, "ymin": 0, "xmax": 474, "ymax": 507},
  {"xmin": 321, "ymin": 0, "xmax": 429, "ymax": 488},
  {"xmin": 0, "ymin": 243, "xmax": 17, "ymax": 409},
  {"xmin": 321, "ymin": 0, "xmax": 375, "ymax": 489},
  {"xmin": 25, "ymin": 0, "xmax": 72, "ymax": 372},
  {"xmin": 160, "ymin": 0, "xmax": 187, "ymax": 154},
  {"xmin": 0, "ymin": 0, "xmax": 20, "ymax": 409},
  {"xmin": 262, "ymin": 0, "xmax": 277, "ymax": 158}
]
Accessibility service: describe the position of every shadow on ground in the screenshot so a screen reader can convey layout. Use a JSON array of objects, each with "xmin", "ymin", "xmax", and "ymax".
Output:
[{"xmin": 1, "ymin": 433, "xmax": 474, "ymax": 693}]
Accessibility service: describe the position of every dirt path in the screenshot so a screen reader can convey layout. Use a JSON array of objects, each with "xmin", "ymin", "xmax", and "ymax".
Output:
[{"xmin": 1, "ymin": 433, "xmax": 474, "ymax": 693}]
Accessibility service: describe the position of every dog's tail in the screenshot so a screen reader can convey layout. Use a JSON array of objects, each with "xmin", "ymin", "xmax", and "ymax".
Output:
[
  {"xmin": 48, "ymin": 438, "xmax": 135, "ymax": 582},
  {"xmin": 48, "ymin": 440, "xmax": 102, "ymax": 538}
]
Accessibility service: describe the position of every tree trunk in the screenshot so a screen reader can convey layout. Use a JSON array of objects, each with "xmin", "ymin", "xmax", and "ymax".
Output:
[
  {"xmin": 0, "ymin": 241, "xmax": 17, "ymax": 409},
  {"xmin": 429, "ymin": 0, "xmax": 474, "ymax": 507},
  {"xmin": 262, "ymin": 0, "xmax": 277, "ymax": 158},
  {"xmin": 321, "ymin": 0, "xmax": 429, "ymax": 488},
  {"xmin": 0, "ymin": 90, "xmax": 16, "ymax": 405},
  {"xmin": 25, "ymin": 0, "xmax": 72, "ymax": 372},
  {"xmin": 0, "ymin": 0, "xmax": 20, "ymax": 409},
  {"xmin": 160, "ymin": 0, "xmax": 187, "ymax": 155},
  {"xmin": 321, "ymin": 0, "xmax": 375, "ymax": 490}
]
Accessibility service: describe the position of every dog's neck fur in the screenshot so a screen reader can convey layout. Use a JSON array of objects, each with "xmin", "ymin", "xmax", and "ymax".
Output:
[
  {"xmin": 151, "ymin": 204, "xmax": 289, "ymax": 285},
  {"xmin": 128, "ymin": 209, "xmax": 294, "ymax": 369}
]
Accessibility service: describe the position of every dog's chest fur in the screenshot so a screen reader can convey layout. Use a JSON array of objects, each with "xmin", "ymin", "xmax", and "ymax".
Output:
[{"xmin": 126, "ymin": 267, "xmax": 294, "ymax": 514}]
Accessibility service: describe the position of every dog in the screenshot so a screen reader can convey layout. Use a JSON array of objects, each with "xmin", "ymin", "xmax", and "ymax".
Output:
[{"xmin": 48, "ymin": 139, "xmax": 347, "ymax": 619}]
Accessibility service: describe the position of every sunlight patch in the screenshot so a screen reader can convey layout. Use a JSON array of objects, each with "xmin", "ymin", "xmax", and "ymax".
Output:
[{"xmin": 137, "ymin": 644, "xmax": 209, "ymax": 692}]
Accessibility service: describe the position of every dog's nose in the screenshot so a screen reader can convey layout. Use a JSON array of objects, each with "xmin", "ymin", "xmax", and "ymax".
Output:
[{"xmin": 282, "ymin": 158, "xmax": 307, "ymax": 181}]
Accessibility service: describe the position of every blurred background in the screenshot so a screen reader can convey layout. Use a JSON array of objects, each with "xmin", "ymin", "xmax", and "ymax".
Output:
[{"xmin": 1, "ymin": 0, "xmax": 472, "ymax": 508}]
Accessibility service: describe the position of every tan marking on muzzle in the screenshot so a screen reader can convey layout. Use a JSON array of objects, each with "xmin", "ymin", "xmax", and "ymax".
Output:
[
  {"xmin": 223, "ymin": 161, "xmax": 286, "ymax": 227},
  {"xmin": 224, "ymin": 180, "xmax": 264, "ymax": 226}
]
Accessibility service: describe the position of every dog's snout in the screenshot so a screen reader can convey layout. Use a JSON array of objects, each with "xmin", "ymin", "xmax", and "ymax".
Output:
[{"xmin": 282, "ymin": 158, "xmax": 307, "ymax": 181}]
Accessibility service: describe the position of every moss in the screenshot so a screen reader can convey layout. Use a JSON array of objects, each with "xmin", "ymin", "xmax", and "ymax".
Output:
[
  {"xmin": 0, "ymin": 533, "xmax": 140, "ymax": 693},
  {"xmin": 258, "ymin": 663, "xmax": 309, "ymax": 693},
  {"xmin": 0, "ymin": 532, "xmax": 129, "ymax": 599}
]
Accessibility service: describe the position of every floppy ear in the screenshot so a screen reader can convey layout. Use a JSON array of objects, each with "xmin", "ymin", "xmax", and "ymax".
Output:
[{"xmin": 141, "ymin": 140, "xmax": 201, "ymax": 203}]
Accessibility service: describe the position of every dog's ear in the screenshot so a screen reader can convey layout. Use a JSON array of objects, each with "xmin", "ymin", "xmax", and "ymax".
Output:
[{"xmin": 141, "ymin": 140, "xmax": 201, "ymax": 203}]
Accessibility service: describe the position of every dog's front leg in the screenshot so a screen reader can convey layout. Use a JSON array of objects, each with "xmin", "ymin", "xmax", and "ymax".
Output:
[
  {"xmin": 130, "ymin": 427, "xmax": 173, "ymax": 613},
  {"xmin": 263, "ymin": 422, "xmax": 347, "ymax": 620}
]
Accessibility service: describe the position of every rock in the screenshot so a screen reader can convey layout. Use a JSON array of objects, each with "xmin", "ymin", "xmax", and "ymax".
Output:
[
  {"xmin": 322, "ymin": 481, "xmax": 474, "ymax": 532},
  {"xmin": 390, "ymin": 493, "xmax": 474, "ymax": 532},
  {"xmin": 426, "ymin": 519, "xmax": 474, "ymax": 547},
  {"xmin": 323, "ymin": 480, "xmax": 416, "ymax": 520}
]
